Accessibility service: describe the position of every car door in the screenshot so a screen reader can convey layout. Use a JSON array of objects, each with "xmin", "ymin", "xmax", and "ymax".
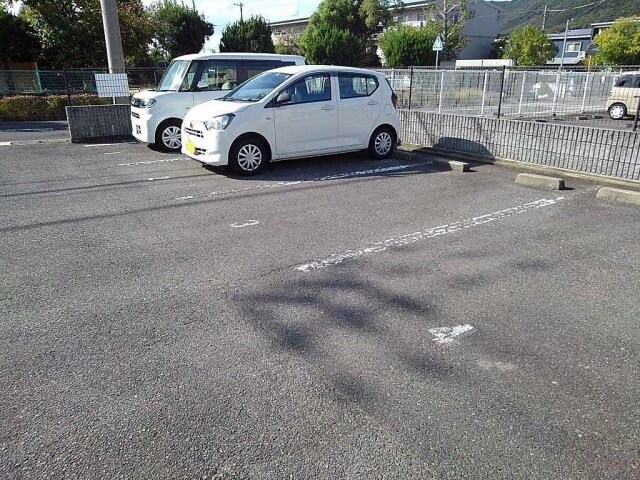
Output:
[
  {"xmin": 336, "ymin": 73, "xmax": 382, "ymax": 149},
  {"xmin": 273, "ymin": 73, "xmax": 338, "ymax": 156},
  {"xmin": 191, "ymin": 59, "xmax": 240, "ymax": 107}
]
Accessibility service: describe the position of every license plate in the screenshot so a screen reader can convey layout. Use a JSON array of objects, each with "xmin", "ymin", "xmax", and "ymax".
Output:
[{"xmin": 186, "ymin": 138, "xmax": 196, "ymax": 154}]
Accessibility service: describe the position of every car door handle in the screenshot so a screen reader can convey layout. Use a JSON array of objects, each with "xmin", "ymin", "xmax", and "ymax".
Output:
[
  {"xmin": 367, "ymin": 100, "xmax": 379, "ymax": 105},
  {"xmin": 321, "ymin": 105, "xmax": 335, "ymax": 111}
]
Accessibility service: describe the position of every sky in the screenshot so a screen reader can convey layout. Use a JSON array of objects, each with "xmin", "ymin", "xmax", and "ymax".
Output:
[{"xmin": 143, "ymin": 0, "xmax": 321, "ymax": 53}]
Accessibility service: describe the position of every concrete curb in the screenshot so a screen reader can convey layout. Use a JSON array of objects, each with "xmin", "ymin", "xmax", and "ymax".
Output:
[
  {"xmin": 397, "ymin": 144, "xmax": 640, "ymax": 190},
  {"xmin": 596, "ymin": 187, "xmax": 640, "ymax": 205},
  {"xmin": 515, "ymin": 173, "xmax": 565, "ymax": 190},
  {"xmin": 395, "ymin": 147, "xmax": 470, "ymax": 172}
]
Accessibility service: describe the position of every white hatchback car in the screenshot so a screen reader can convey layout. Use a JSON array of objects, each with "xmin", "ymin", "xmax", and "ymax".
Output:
[{"xmin": 181, "ymin": 65, "xmax": 400, "ymax": 175}]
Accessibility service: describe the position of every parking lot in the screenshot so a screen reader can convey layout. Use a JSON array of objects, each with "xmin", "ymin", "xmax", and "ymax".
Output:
[{"xmin": 1, "ymin": 138, "xmax": 639, "ymax": 479}]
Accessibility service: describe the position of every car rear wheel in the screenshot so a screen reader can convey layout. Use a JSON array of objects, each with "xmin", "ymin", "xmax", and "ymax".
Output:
[
  {"xmin": 368, "ymin": 126, "xmax": 395, "ymax": 160},
  {"xmin": 608, "ymin": 103, "xmax": 627, "ymax": 120},
  {"xmin": 156, "ymin": 120, "xmax": 182, "ymax": 152},
  {"xmin": 228, "ymin": 137, "xmax": 268, "ymax": 176}
]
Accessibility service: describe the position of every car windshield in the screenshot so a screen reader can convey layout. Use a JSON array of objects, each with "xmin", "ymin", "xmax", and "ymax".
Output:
[
  {"xmin": 221, "ymin": 71, "xmax": 292, "ymax": 102},
  {"xmin": 156, "ymin": 60, "xmax": 191, "ymax": 92}
]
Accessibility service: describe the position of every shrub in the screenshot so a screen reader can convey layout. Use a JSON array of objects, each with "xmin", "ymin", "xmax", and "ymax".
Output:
[{"xmin": 0, "ymin": 94, "xmax": 112, "ymax": 121}]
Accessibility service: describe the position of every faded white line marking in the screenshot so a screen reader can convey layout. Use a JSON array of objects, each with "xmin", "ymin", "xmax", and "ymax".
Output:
[
  {"xmin": 296, "ymin": 196, "xmax": 565, "ymax": 272},
  {"xmin": 118, "ymin": 158, "xmax": 185, "ymax": 166},
  {"xmin": 147, "ymin": 176, "xmax": 171, "ymax": 181},
  {"xmin": 429, "ymin": 325, "xmax": 474, "ymax": 344},
  {"xmin": 231, "ymin": 220, "xmax": 260, "ymax": 228},
  {"xmin": 84, "ymin": 143, "xmax": 116, "ymax": 148},
  {"xmin": 0, "ymin": 142, "xmax": 11, "ymax": 146},
  {"xmin": 104, "ymin": 152, "xmax": 121, "ymax": 155},
  {"xmin": 173, "ymin": 164, "xmax": 418, "ymax": 201}
]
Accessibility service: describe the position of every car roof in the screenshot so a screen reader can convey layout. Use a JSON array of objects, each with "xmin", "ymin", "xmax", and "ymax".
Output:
[
  {"xmin": 173, "ymin": 52, "xmax": 305, "ymax": 62},
  {"xmin": 271, "ymin": 65, "xmax": 385, "ymax": 76}
]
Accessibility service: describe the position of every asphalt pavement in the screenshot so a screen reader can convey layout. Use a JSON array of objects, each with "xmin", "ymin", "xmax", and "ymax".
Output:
[
  {"xmin": 0, "ymin": 121, "xmax": 69, "ymax": 143},
  {"xmin": 1, "ymin": 140, "xmax": 638, "ymax": 479}
]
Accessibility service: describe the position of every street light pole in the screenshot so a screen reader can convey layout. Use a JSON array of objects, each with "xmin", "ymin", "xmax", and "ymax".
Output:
[
  {"xmin": 99, "ymin": 0, "xmax": 127, "ymax": 104},
  {"xmin": 559, "ymin": 19, "xmax": 571, "ymax": 71}
]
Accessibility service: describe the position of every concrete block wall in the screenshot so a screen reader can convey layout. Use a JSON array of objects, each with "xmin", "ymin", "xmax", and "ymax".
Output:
[
  {"xmin": 399, "ymin": 110, "xmax": 640, "ymax": 181},
  {"xmin": 66, "ymin": 104, "xmax": 132, "ymax": 142}
]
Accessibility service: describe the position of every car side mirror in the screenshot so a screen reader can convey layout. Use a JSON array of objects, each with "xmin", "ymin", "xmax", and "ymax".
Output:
[
  {"xmin": 276, "ymin": 92, "xmax": 291, "ymax": 105},
  {"xmin": 196, "ymin": 80, "xmax": 209, "ymax": 91}
]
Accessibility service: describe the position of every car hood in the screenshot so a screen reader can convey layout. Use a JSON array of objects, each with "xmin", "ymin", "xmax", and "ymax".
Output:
[{"xmin": 186, "ymin": 99, "xmax": 254, "ymax": 121}]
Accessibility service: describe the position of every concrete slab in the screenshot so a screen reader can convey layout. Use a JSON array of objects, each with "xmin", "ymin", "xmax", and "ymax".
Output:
[
  {"xmin": 515, "ymin": 173, "xmax": 565, "ymax": 190},
  {"xmin": 596, "ymin": 187, "xmax": 640, "ymax": 205}
]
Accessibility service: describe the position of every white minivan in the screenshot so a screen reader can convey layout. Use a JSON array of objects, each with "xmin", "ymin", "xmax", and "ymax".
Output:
[
  {"xmin": 181, "ymin": 65, "xmax": 400, "ymax": 175},
  {"xmin": 130, "ymin": 53, "xmax": 305, "ymax": 151}
]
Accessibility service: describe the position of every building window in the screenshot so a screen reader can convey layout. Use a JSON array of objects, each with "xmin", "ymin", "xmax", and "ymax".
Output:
[
  {"xmin": 395, "ymin": 15, "xmax": 405, "ymax": 23},
  {"xmin": 417, "ymin": 14, "xmax": 425, "ymax": 22},
  {"xmin": 566, "ymin": 42, "xmax": 582, "ymax": 53}
]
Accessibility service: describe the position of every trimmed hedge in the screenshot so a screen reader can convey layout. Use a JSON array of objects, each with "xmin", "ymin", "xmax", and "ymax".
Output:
[{"xmin": 0, "ymin": 94, "xmax": 112, "ymax": 121}]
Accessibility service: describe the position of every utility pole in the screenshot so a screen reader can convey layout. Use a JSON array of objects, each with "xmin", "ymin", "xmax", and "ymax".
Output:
[
  {"xmin": 99, "ymin": 0, "xmax": 127, "ymax": 104},
  {"xmin": 234, "ymin": 2, "xmax": 244, "ymax": 22},
  {"xmin": 542, "ymin": 5, "xmax": 548, "ymax": 30}
]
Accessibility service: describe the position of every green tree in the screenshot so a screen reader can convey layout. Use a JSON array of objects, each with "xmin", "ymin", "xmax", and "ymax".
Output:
[
  {"xmin": 300, "ymin": 0, "xmax": 395, "ymax": 65},
  {"xmin": 0, "ymin": 5, "xmax": 41, "ymax": 64},
  {"xmin": 300, "ymin": 24, "xmax": 365, "ymax": 65},
  {"xmin": 19, "ymin": 0, "xmax": 153, "ymax": 68},
  {"xmin": 274, "ymin": 35, "xmax": 301, "ymax": 56},
  {"xmin": 379, "ymin": 24, "xmax": 439, "ymax": 67},
  {"xmin": 593, "ymin": 18, "xmax": 640, "ymax": 65},
  {"xmin": 219, "ymin": 15, "xmax": 274, "ymax": 53},
  {"xmin": 503, "ymin": 25, "xmax": 557, "ymax": 66},
  {"xmin": 152, "ymin": 1, "xmax": 214, "ymax": 61}
]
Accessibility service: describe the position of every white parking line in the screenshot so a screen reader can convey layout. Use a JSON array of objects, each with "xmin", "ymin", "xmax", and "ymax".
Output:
[
  {"xmin": 429, "ymin": 325, "xmax": 474, "ymax": 344},
  {"xmin": 0, "ymin": 142, "xmax": 11, "ymax": 146},
  {"xmin": 231, "ymin": 220, "xmax": 260, "ymax": 228},
  {"xmin": 118, "ymin": 158, "xmax": 186, "ymax": 166},
  {"xmin": 147, "ymin": 176, "xmax": 171, "ymax": 181},
  {"xmin": 104, "ymin": 152, "xmax": 121, "ymax": 155},
  {"xmin": 173, "ymin": 164, "xmax": 419, "ymax": 201},
  {"xmin": 295, "ymin": 196, "xmax": 565, "ymax": 272}
]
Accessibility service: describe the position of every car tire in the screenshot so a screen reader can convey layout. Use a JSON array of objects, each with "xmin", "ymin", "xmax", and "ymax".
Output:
[
  {"xmin": 228, "ymin": 136, "xmax": 268, "ymax": 176},
  {"xmin": 156, "ymin": 120, "xmax": 182, "ymax": 152},
  {"xmin": 608, "ymin": 103, "xmax": 627, "ymax": 120},
  {"xmin": 368, "ymin": 126, "xmax": 395, "ymax": 160}
]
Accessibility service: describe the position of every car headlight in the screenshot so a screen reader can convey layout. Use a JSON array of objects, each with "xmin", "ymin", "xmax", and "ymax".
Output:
[
  {"xmin": 203, "ymin": 113, "xmax": 235, "ymax": 131},
  {"xmin": 139, "ymin": 98, "xmax": 156, "ymax": 108}
]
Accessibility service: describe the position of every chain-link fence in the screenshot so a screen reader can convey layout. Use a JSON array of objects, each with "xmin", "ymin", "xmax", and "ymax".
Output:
[
  {"xmin": 377, "ymin": 68, "xmax": 635, "ymax": 120},
  {"xmin": 0, "ymin": 67, "xmax": 165, "ymax": 97}
]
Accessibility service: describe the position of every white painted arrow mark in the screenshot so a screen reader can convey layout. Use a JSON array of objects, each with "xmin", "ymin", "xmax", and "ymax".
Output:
[
  {"xmin": 231, "ymin": 220, "xmax": 260, "ymax": 229},
  {"xmin": 428, "ymin": 324, "xmax": 474, "ymax": 344}
]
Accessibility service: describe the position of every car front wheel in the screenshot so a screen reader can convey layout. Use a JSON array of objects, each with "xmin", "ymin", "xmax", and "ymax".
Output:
[
  {"xmin": 368, "ymin": 127, "xmax": 395, "ymax": 160},
  {"xmin": 608, "ymin": 103, "xmax": 627, "ymax": 120},
  {"xmin": 156, "ymin": 120, "xmax": 182, "ymax": 152},
  {"xmin": 228, "ymin": 137, "xmax": 268, "ymax": 175}
]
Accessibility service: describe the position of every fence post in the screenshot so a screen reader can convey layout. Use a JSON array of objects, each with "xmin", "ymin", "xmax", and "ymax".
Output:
[
  {"xmin": 63, "ymin": 68, "xmax": 72, "ymax": 107},
  {"xmin": 581, "ymin": 72, "xmax": 591, "ymax": 113},
  {"xmin": 633, "ymin": 96, "xmax": 640, "ymax": 132},
  {"xmin": 517, "ymin": 71, "xmax": 526, "ymax": 116},
  {"xmin": 551, "ymin": 71, "xmax": 560, "ymax": 115},
  {"xmin": 438, "ymin": 70, "xmax": 445, "ymax": 114},
  {"xmin": 496, "ymin": 66, "xmax": 506, "ymax": 119},
  {"xmin": 153, "ymin": 69, "xmax": 157, "ymax": 85},
  {"xmin": 481, "ymin": 70, "xmax": 488, "ymax": 116},
  {"xmin": 408, "ymin": 66, "xmax": 414, "ymax": 111}
]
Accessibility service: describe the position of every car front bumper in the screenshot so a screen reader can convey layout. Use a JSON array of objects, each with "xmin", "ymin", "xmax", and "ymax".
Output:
[{"xmin": 181, "ymin": 123, "xmax": 233, "ymax": 166}]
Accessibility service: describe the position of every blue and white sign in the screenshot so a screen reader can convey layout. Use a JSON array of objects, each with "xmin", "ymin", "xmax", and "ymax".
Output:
[{"xmin": 432, "ymin": 36, "xmax": 444, "ymax": 52}]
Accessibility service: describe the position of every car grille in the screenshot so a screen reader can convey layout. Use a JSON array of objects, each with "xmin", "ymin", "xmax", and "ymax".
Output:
[
  {"xmin": 131, "ymin": 111, "xmax": 140, "ymax": 119},
  {"xmin": 184, "ymin": 127, "xmax": 203, "ymax": 138}
]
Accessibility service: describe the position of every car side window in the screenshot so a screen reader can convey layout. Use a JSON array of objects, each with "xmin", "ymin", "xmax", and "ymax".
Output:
[
  {"xmin": 338, "ymin": 74, "xmax": 379, "ymax": 99},
  {"xmin": 279, "ymin": 74, "xmax": 331, "ymax": 105},
  {"xmin": 198, "ymin": 60, "xmax": 239, "ymax": 91},
  {"xmin": 245, "ymin": 61, "xmax": 278, "ymax": 81}
]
